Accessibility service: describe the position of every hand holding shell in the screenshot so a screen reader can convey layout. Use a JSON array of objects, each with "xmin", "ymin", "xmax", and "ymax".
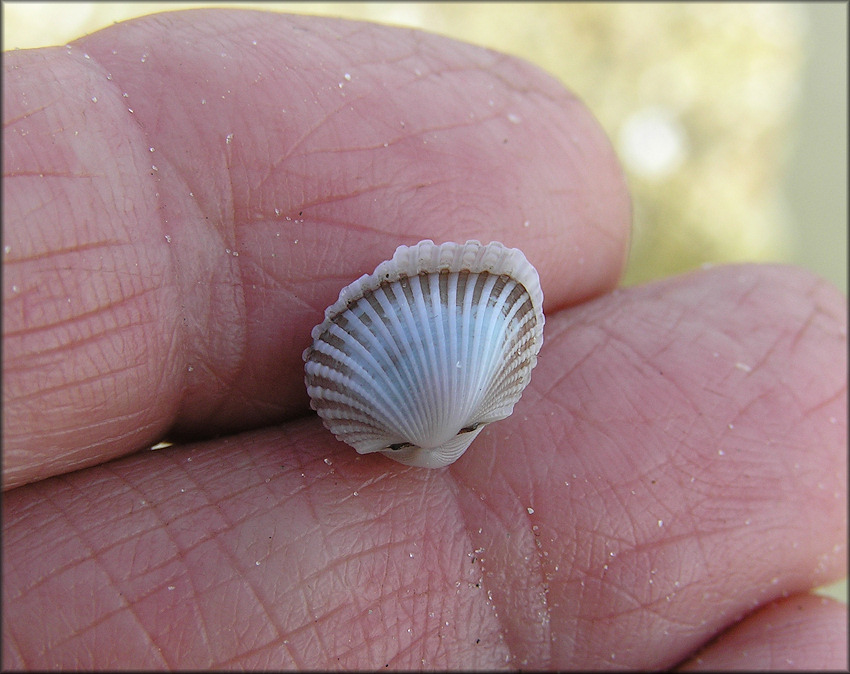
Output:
[{"xmin": 303, "ymin": 240, "xmax": 544, "ymax": 468}]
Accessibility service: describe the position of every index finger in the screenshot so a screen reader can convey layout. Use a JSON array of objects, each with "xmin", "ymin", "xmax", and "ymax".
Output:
[{"xmin": 2, "ymin": 8, "xmax": 630, "ymax": 488}]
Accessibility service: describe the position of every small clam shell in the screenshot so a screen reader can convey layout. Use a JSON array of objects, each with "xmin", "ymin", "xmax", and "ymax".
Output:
[{"xmin": 303, "ymin": 240, "xmax": 544, "ymax": 468}]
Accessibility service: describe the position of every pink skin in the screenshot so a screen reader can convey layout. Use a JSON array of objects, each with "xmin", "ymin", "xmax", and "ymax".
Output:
[{"xmin": 3, "ymin": 9, "xmax": 845, "ymax": 670}]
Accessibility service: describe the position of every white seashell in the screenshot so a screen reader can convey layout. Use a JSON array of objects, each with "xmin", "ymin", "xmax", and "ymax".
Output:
[{"xmin": 303, "ymin": 240, "xmax": 544, "ymax": 468}]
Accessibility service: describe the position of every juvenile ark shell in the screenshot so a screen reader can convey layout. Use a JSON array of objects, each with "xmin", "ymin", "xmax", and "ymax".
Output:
[{"xmin": 303, "ymin": 239, "xmax": 544, "ymax": 468}]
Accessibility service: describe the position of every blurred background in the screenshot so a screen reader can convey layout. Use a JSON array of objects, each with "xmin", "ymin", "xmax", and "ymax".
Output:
[
  {"xmin": 4, "ymin": 2, "xmax": 846, "ymax": 599},
  {"xmin": 4, "ymin": 2, "xmax": 847, "ymax": 291}
]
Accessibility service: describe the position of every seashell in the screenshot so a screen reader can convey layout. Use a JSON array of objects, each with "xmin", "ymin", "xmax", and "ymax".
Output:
[{"xmin": 303, "ymin": 240, "xmax": 544, "ymax": 468}]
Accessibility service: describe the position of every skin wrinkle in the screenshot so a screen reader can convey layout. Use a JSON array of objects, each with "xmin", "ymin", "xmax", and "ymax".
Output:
[
  {"xmin": 800, "ymin": 385, "xmax": 844, "ymax": 420},
  {"xmin": 9, "ymin": 323, "xmax": 150, "ymax": 387},
  {"xmin": 173, "ymin": 546, "xmax": 219, "ymax": 665},
  {"xmin": 92, "ymin": 57, "xmax": 248, "ymax": 431},
  {"xmin": 201, "ymin": 540, "xmax": 285, "ymax": 664},
  {"xmin": 553, "ymin": 275, "xmax": 835, "ymax": 480},
  {"xmin": 3, "ymin": 530, "xmax": 84, "ymax": 606},
  {"xmin": 29, "ymin": 258, "xmax": 161, "ymax": 322},
  {"xmin": 5, "ymin": 169, "xmax": 99, "ymax": 181},
  {"xmin": 4, "ymin": 352, "xmax": 840, "ymax": 668},
  {"xmin": 477, "ymin": 273, "xmax": 841, "ymax": 667},
  {"xmin": 210, "ymin": 257, "xmax": 252, "ymax": 425},
  {"xmin": 27, "ymin": 364, "xmax": 139, "ymax": 422},
  {"xmin": 262, "ymin": 486, "xmax": 424, "ymax": 648},
  {"xmin": 53, "ymin": 527, "xmax": 168, "ymax": 603},
  {"xmin": 74, "ymin": 515, "xmax": 179, "ymax": 603},
  {"xmin": 37, "ymin": 484, "xmax": 168, "ymax": 668},
  {"xmin": 170, "ymin": 492, "xmax": 290, "ymax": 662},
  {"xmin": 786, "ymin": 298, "xmax": 825, "ymax": 357},
  {"xmin": 579, "ymin": 587, "xmax": 697, "ymax": 667},
  {"xmin": 386, "ymin": 628, "xmax": 433, "ymax": 668},
  {"xmin": 288, "ymin": 207, "xmax": 406, "ymax": 243},
  {"xmin": 452, "ymin": 469, "xmax": 553, "ymax": 667},
  {"xmin": 245, "ymin": 46, "xmax": 584, "ymax": 268},
  {"xmin": 8, "ymin": 255, "xmax": 143, "ymax": 329},
  {"xmin": 291, "ymin": 573, "xmax": 412, "ymax": 666},
  {"xmin": 3, "ymin": 67, "xmax": 181, "ymax": 489},
  {"xmin": 96, "ymin": 469, "xmax": 229, "ymax": 665},
  {"xmin": 263, "ymin": 182, "xmax": 395, "ymax": 216},
  {"xmin": 260, "ymin": 90, "xmax": 366, "ymax": 175},
  {"xmin": 2, "ymin": 630, "xmax": 25, "ymax": 670},
  {"xmin": 280, "ymin": 467, "xmax": 496, "ymax": 666},
  {"xmin": 4, "ymin": 103, "xmax": 53, "ymax": 127},
  {"xmin": 28, "ymin": 418, "xmax": 161, "ymax": 458},
  {"xmin": 679, "ymin": 595, "xmax": 848, "ymax": 670},
  {"xmin": 94, "ymin": 465, "xmax": 191, "ymax": 544}
]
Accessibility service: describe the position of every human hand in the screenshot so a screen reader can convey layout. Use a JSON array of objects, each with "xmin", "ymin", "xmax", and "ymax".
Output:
[{"xmin": 3, "ymin": 9, "xmax": 846, "ymax": 669}]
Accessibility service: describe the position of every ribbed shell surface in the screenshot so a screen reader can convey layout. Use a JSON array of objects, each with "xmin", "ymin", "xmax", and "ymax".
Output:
[{"xmin": 303, "ymin": 240, "xmax": 544, "ymax": 468}]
